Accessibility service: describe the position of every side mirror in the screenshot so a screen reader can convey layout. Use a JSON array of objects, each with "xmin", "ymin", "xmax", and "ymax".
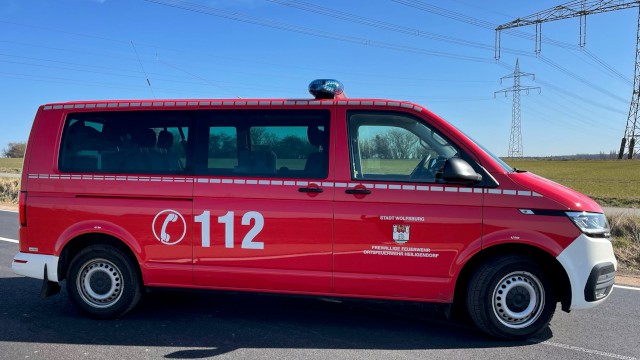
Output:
[{"xmin": 442, "ymin": 158, "xmax": 482, "ymax": 185}]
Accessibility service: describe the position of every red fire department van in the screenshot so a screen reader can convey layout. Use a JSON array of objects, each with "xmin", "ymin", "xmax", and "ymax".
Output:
[{"xmin": 13, "ymin": 80, "xmax": 616, "ymax": 339}]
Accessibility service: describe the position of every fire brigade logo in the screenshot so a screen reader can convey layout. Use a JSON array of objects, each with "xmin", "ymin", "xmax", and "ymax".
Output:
[
  {"xmin": 393, "ymin": 224, "xmax": 410, "ymax": 244},
  {"xmin": 152, "ymin": 209, "xmax": 187, "ymax": 245}
]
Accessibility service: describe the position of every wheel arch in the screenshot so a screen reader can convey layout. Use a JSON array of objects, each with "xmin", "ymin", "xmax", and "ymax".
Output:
[
  {"xmin": 454, "ymin": 243, "xmax": 572, "ymax": 312},
  {"xmin": 57, "ymin": 232, "xmax": 142, "ymax": 284}
]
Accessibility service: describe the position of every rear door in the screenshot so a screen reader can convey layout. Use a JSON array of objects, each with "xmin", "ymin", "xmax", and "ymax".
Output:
[
  {"xmin": 332, "ymin": 108, "xmax": 483, "ymax": 301},
  {"xmin": 193, "ymin": 108, "xmax": 335, "ymax": 293},
  {"xmin": 28, "ymin": 109, "xmax": 196, "ymax": 286}
]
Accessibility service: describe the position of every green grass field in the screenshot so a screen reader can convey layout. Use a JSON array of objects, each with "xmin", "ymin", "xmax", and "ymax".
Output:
[
  {"xmin": 0, "ymin": 158, "xmax": 23, "ymax": 174},
  {"xmin": 504, "ymin": 159, "xmax": 640, "ymax": 208}
]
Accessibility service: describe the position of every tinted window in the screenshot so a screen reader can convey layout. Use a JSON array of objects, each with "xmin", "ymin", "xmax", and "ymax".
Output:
[
  {"xmin": 199, "ymin": 110, "xmax": 330, "ymax": 179},
  {"xmin": 348, "ymin": 111, "xmax": 460, "ymax": 183},
  {"xmin": 207, "ymin": 126, "xmax": 239, "ymax": 171},
  {"xmin": 59, "ymin": 111, "xmax": 193, "ymax": 174}
]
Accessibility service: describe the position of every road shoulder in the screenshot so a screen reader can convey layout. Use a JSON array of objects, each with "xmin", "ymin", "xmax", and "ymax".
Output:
[
  {"xmin": 0, "ymin": 204, "xmax": 17, "ymax": 212},
  {"xmin": 616, "ymin": 271, "xmax": 640, "ymax": 287}
]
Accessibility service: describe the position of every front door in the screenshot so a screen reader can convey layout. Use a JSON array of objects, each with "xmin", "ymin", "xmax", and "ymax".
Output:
[{"xmin": 333, "ymin": 109, "xmax": 483, "ymax": 301}]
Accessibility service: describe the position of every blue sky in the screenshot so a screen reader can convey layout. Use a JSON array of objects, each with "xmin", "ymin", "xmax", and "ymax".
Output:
[{"xmin": 0, "ymin": 0, "xmax": 637, "ymax": 157}]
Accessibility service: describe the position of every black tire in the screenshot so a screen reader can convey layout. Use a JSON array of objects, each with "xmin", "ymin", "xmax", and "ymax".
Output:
[
  {"xmin": 67, "ymin": 245, "xmax": 142, "ymax": 319},
  {"xmin": 466, "ymin": 255, "xmax": 555, "ymax": 340}
]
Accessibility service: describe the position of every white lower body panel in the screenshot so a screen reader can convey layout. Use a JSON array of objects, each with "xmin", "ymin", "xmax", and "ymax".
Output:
[
  {"xmin": 12, "ymin": 252, "xmax": 59, "ymax": 282},
  {"xmin": 556, "ymin": 234, "xmax": 617, "ymax": 310}
]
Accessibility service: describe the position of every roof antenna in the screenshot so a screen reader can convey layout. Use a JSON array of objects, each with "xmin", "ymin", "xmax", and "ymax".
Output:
[{"xmin": 131, "ymin": 41, "xmax": 156, "ymax": 99}]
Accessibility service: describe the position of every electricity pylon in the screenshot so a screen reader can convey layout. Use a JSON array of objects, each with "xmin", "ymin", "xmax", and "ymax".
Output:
[
  {"xmin": 495, "ymin": 0, "xmax": 640, "ymax": 159},
  {"xmin": 495, "ymin": 59, "xmax": 541, "ymax": 158}
]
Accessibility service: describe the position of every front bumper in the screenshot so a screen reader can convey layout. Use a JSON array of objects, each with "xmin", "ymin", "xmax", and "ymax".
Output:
[
  {"xmin": 12, "ymin": 252, "xmax": 59, "ymax": 282},
  {"xmin": 584, "ymin": 262, "xmax": 616, "ymax": 302},
  {"xmin": 556, "ymin": 234, "xmax": 617, "ymax": 310}
]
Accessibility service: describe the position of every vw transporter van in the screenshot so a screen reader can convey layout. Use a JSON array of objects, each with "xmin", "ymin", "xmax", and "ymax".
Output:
[{"xmin": 12, "ymin": 79, "xmax": 617, "ymax": 339}]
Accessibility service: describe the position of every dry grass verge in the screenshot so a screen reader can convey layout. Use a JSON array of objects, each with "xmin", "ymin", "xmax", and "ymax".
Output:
[
  {"xmin": 608, "ymin": 213, "xmax": 640, "ymax": 273},
  {"xmin": 0, "ymin": 177, "xmax": 20, "ymax": 204}
]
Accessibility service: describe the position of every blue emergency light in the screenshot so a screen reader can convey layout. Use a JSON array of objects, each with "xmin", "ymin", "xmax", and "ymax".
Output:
[{"xmin": 309, "ymin": 79, "xmax": 345, "ymax": 99}]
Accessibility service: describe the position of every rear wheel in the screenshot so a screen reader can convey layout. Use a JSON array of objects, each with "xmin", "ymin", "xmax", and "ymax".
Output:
[
  {"xmin": 67, "ymin": 245, "xmax": 142, "ymax": 318},
  {"xmin": 466, "ymin": 256, "xmax": 555, "ymax": 340}
]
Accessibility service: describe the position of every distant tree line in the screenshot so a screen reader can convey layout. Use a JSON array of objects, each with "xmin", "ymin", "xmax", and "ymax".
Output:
[
  {"xmin": 207, "ymin": 127, "xmax": 433, "ymax": 160},
  {"xmin": 359, "ymin": 129, "xmax": 433, "ymax": 160},
  {"xmin": 208, "ymin": 129, "xmax": 317, "ymax": 159},
  {"xmin": 2, "ymin": 142, "xmax": 26, "ymax": 158},
  {"xmin": 506, "ymin": 151, "xmax": 628, "ymax": 161}
]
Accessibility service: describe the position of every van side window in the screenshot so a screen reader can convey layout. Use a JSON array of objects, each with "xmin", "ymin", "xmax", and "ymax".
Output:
[
  {"xmin": 347, "ymin": 111, "xmax": 459, "ymax": 183},
  {"xmin": 59, "ymin": 111, "xmax": 192, "ymax": 174},
  {"xmin": 200, "ymin": 110, "xmax": 330, "ymax": 179},
  {"xmin": 207, "ymin": 127, "xmax": 239, "ymax": 172}
]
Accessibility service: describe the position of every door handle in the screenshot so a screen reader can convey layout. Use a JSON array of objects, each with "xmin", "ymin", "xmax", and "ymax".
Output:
[
  {"xmin": 345, "ymin": 188, "xmax": 371, "ymax": 195},
  {"xmin": 299, "ymin": 187, "xmax": 323, "ymax": 193}
]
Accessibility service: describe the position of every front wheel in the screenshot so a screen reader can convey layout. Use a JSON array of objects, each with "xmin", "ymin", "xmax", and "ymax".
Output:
[
  {"xmin": 466, "ymin": 256, "xmax": 555, "ymax": 340},
  {"xmin": 67, "ymin": 245, "xmax": 142, "ymax": 319}
]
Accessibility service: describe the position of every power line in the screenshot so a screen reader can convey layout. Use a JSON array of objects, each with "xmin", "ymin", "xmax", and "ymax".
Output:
[
  {"xmin": 538, "ymin": 93, "xmax": 620, "ymax": 131},
  {"xmin": 538, "ymin": 55, "xmax": 629, "ymax": 104},
  {"xmin": 393, "ymin": 0, "xmax": 630, "ymax": 84},
  {"xmin": 495, "ymin": 98, "xmax": 618, "ymax": 139},
  {"xmin": 582, "ymin": 48, "xmax": 633, "ymax": 86},
  {"xmin": 494, "ymin": 0, "xmax": 640, "ymax": 158},
  {"xmin": 0, "ymin": 1, "xmax": 629, "ymax": 133},
  {"xmin": 267, "ymin": 0, "xmax": 495, "ymax": 51},
  {"xmin": 0, "ymin": 31, "xmax": 495, "ymax": 96},
  {"xmin": 0, "ymin": 71, "xmax": 151, "ymax": 91},
  {"xmin": 496, "ymin": 57, "xmax": 628, "ymax": 116},
  {"xmin": 147, "ymin": 0, "xmax": 630, "ymax": 108},
  {"xmin": 2, "ymin": 7, "xmax": 626, "ymax": 103},
  {"xmin": 0, "ymin": 24, "xmax": 400, "ymax": 79},
  {"xmin": 155, "ymin": 55, "xmax": 240, "ymax": 98},
  {"xmin": 267, "ymin": 0, "xmax": 549, "ymax": 59},
  {"xmin": 0, "ymin": 57, "xmax": 142, "ymax": 79},
  {"xmin": 0, "ymin": 40, "xmax": 139, "ymax": 70},
  {"xmin": 144, "ymin": 0, "xmax": 494, "ymax": 63},
  {"xmin": 394, "ymin": 0, "xmax": 586, "ymax": 48},
  {"xmin": 533, "ymin": 78, "xmax": 626, "ymax": 115}
]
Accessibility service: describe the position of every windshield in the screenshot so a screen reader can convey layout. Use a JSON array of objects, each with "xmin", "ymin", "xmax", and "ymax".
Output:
[{"xmin": 457, "ymin": 130, "xmax": 514, "ymax": 172}]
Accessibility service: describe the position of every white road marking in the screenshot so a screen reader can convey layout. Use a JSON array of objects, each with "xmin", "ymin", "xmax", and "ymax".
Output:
[
  {"xmin": 0, "ymin": 237, "xmax": 18, "ymax": 243},
  {"xmin": 540, "ymin": 341, "xmax": 637, "ymax": 360},
  {"xmin": 0, "ymin": 209, "xmax": 18, "ymax": 213},
  {"xmin": 614, "ymin": 284, "xmax": 640, "ymax": 291}
]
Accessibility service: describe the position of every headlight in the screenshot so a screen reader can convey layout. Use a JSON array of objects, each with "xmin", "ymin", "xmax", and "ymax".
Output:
[{"xmin": 565, "ymin": 211, "xmax": 610, "ymax": 238}]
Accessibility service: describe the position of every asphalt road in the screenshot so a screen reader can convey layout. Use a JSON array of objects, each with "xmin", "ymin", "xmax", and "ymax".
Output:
[
  {"xmin": 0, "ymin": 210, "xmax": 638, "ymax": 360},
  {"xmin": 0, "ymin": 208, "xmax": 18, "ymax": 240}
]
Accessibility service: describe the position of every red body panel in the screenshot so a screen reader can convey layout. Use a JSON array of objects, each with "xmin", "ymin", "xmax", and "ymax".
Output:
[
  {"xmin": 192, "ymin": 180, "xmax": 334, "ymax": 293},
  {"xmin": 508, "ymin": 171, "xmax": 602, "ymax": 212},
  {"xmin": 17, "ymin": 98, "xmax": 594, "ymax": 303},
  {"xmin": 331, "ymin": 107, "xmax": 482, "ymax": 302}
]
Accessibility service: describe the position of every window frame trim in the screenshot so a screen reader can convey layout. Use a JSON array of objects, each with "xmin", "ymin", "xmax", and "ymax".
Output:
[
  {"xmin": 346, "ymin": 109, "xmax": 486, "ymax": 186},
  {"xmin": 58, "ymin": 110, "xmax": 195, "ymax": 175},
  {"xmin": 195, "ymin": 109, "xmax": 332, "ymax": 179}
]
